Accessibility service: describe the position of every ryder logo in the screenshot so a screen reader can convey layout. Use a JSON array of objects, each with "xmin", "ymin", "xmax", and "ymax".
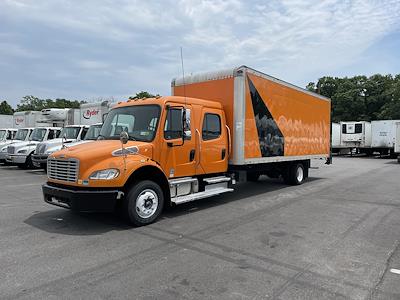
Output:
[
  {"xmin": 15, "ymin": 117, "xmax": 24, "ymax": 125},
  {"xmin": 83, "ymin": 109, "xmax": 99, "ymax": 120}
]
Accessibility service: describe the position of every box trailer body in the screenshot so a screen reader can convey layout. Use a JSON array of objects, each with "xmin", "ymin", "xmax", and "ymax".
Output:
[
  {"xmin": 340, "ymin": 121, "xmax": 371, "ymax": 149},
  {"xmin": 42, "ymin": 66, "xmax": 331, "ymax": 226},
  {"xmin": 0, "ymin": 115, "xmax": 13, "ymax": 128},
  {"xmin": 371, "ymin": 120, "xmax": 400, "ymax": 155},
  {"xmin": 79, "ymin": 101, "xmax": 110, "ymax": 125},
  {"xmin": 171, "ymin": 66, "xmax": 331, "ymax": 166},
  {"xmin": 13, "ymin": 111, "xmax": 41, "ymax": 128}
]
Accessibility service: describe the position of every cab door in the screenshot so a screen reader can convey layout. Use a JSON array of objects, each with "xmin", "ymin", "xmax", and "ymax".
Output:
[
  {"xmin": 159, "ymin": 104, "xmax": 196, "ymax": 178},
  {"xmin": 198, "ymin": 108, "xmax": 228, "ymax": 174}
]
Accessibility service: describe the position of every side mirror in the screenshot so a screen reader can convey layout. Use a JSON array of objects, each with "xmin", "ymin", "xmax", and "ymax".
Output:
[
  {"xmin": 102, "ymin": 113, "xmax": 108, "ymax": 123},
  {"xmin": 120, "ymin": 131, "xmax": 129, "ymax": 145}
]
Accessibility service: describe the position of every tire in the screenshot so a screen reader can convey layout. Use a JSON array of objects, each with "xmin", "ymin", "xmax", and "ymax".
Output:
[
  {"xmin": 283, "ymin": 163, "xmax": 305, "ymax": 185},
  {"xmin": 25, "ymin": 155, "xmax": 33, "ymax": 169},
  {"xmin": 247, "ymin": 171, "xmax": 260, "ymax": 182},
  {"xmin": 124, "ymin": 180, "xmax": 164, "ymax": 226}
]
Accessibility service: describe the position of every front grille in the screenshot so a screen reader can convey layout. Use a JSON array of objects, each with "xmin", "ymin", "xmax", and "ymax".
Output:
[
  {"xmin": 47, "ymin": 158, "xmax": 79, "ymax": 182},
  {"xmin": 36, "ymin": 143, "xmax": 46, "ymax": 154},
  {"xmin": 7, "ymin": 146, "xmax": 15, "ymax": 154}
]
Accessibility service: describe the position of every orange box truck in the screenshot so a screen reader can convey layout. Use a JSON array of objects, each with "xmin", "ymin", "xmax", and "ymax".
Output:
[{"xmin": 42, "ymin": 66, "xmax": 331, "ymax": 226}]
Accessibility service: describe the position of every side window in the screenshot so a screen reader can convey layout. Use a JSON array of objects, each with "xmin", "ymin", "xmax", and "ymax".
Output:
[
  {"xmin": 48, "ymin": 130, "xmax": 54, "ymax": 140},
  {"xmin": 342, "ymin": 124, "xmax": 347, "ymax": 134},
  {"xmin": 81, "ymin": 127, "xmax": 88, "ymax": 139},
  {"xmin": 164, "ymin": 108, "xmax": 183, "ymax": 140},
  {"xmin": 56, "ymin": 130, "xmax": 61, "ymax": 138},
  {"xmin": 7, "ymin": 131, "xmax": 12, "ymax": 140},
  {"xmin": 355, "ymin": 124, "xmax": 362, "ymax": 134},
  {"xmin": 202, "ymin": 113, "xmax": 221, "ymax": 140}
]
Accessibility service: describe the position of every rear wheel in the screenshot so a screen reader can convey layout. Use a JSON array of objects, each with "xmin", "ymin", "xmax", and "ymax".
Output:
[
  {"xmin": 124, "ymin": 180, "xmax": 164, "ymax": 226},
  {"xmin": 283, "ymin": 163, "xmax": 306, "ymax": 185}
]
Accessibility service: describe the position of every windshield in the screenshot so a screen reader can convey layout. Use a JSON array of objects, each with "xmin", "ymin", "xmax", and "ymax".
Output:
[
  {"xmin": 60, "ymin": 127, "xmax": 81, "ymax": 139},
  {"xmin": 100, "ymin": 105, "xmax": 160, "ymax": 142},
  {"xmin": 15, "ymin": 129, "xmax": 29, "ymax": 141},
  {"xmin": 85, "ymin": 124, "xmax": 102, "ymax": 140},
  {"xmin": 0, "ymin": 130, "xmax": 5, "ymax": 140},
  {"xmin": 30, "ymin": 128, "xmax": 47, "ymax": 142}
]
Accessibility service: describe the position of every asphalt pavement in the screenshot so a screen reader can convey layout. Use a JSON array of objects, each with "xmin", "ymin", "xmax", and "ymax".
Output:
[{"xmin": 0, "ymin": 156, "xmax": 399, "ymax": 299}]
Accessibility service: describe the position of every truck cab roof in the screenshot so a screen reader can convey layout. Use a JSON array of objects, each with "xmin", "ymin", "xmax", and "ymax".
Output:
[{"xmin": 114, "ymin": 96, "xmax": 223, "ymax": 110}]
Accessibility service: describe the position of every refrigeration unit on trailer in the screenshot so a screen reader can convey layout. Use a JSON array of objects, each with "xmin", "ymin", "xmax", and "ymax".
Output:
[
  {"xmin": 42, "ymin": 66, "xmax": 331, "ymax": 226},
  {"xmin": 340, "ymin": 121, "xmax": 372, "ymax": 154},
  {"xmin": 0, "ymin": 115, "xmax": 13, "ymax": 128},
  {"xmin": 6, "ymin": 127, "xmax": 61, "ymax": 168},
  {"xmin": 32, "ymin": 124, "xmax": 90, "ymax": 169},
  {"xmin": 0, "ymin": 128, "xmax": 34, "ymax": 163},
  {"xmin": 371, "ymin": 120, "xmax": 400, "ymax": 157}
]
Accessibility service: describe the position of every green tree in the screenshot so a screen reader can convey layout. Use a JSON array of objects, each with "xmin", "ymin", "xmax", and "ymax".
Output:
[
  {"xmin": 129, "ymin": 91, "xmax": 160, "ymax": 99},
  {"xmin": 0, "ymin": 101, "xmax": 14, "ymax": 115},
  {"xmin": 308, "ymin": 73, "xmax": 400, "ymax": 122},
  {"xmin": 16, "ymin": 95, "xmax": 85, "ymax": 112}
]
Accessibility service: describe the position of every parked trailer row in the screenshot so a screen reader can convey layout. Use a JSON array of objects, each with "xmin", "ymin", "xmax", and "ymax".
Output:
[{"xmin": 332, "ymin": 120, "xmax": 400, "ymax": 157}]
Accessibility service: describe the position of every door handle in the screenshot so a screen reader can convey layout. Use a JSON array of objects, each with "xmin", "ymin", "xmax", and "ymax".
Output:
[
  {"xmin": 221, "ymin": 149, "xmax": 226, "ymax": 160},
  {"xmin": 190, "ymin": 149, "xmax": 195, "ymax": 162}
]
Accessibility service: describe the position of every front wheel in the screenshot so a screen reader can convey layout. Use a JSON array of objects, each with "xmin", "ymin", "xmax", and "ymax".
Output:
[{"xmin": 124, "ymin": 180, "xmax": 164, "ymax": 226}]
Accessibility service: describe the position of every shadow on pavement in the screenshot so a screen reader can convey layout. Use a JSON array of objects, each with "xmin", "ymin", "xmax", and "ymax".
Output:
[{"xmin": 24, "ymin": 176, "xmax": 323, "ymax": 236}]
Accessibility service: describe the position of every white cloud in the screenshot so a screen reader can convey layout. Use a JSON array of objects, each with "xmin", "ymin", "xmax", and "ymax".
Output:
[{"xmin": 0, "ymin": 0, "xmax": 399, "ymax": 105}]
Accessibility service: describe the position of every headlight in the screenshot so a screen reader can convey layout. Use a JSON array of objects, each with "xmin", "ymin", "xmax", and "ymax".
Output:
[
  {"xmin": 89, "ymin": 169, "xmax": 120, "ymax": 180},
  {"xmin": 1, "ymin": 148, "xmax": 6, "ymax": 152},
  {"xmin": 18, "ymin": 149, "xmax": 27, "ymax": 154}
]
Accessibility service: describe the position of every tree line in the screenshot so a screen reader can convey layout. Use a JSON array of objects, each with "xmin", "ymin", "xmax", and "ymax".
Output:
[
  {"xmin": 1, "ymin": 80, "xmax": 399, "ymax": 123},
  {"xmin": 0, "ymin": 92, "xmax": 158, "ymax": 115},
  {"xmin": 307, "ymin": 74, "xmax": 400, "ymax": 122}
]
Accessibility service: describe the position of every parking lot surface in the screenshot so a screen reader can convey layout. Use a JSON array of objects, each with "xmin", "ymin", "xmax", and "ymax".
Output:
[{"xmin": 1, "ymin": 157, "xmax": 400, "ymax": 299}]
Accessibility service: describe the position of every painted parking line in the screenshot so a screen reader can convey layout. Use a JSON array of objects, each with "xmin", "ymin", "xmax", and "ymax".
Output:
[{"xmin": 390, "ymin": 268, "xmax": 400, "ymax": 275}]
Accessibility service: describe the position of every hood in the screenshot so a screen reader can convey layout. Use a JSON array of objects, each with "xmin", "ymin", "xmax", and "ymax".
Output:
[
  {"xmin": 10, "ymin": 140, "xmax": 39, "ymax": 150},
  {"xmin": 43, "ymin": 138, "xmax": 78, "ymax": 147},
  {"xmin": 50, "ymin": 140, "xmax": 153, "ymax": 162}
]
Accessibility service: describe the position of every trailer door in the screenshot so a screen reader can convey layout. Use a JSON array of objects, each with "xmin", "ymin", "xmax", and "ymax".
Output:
[{"xmin": 198, "ymin": 109, "xmax": 228, "ymax": 174}]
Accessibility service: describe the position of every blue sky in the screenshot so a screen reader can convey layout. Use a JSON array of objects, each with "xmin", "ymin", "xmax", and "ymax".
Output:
[{"xmin": 1, "ymin": 0, "xmax": 400, "ymax": 108}]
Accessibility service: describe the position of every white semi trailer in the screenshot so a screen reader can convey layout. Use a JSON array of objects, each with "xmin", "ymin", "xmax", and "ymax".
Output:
[
  {"xmin": 13, "ymin": 111, "xmax": 41, "ymax": 128},
  {"xmin": 371, "ymin": 120, "xmax": 400, "ymax": 157},
  {"xmin": 340, "ymin": 121, "xmax": 372, "ymax": 155}
]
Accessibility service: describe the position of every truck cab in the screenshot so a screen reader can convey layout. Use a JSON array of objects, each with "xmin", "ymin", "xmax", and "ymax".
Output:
[
  {"xmin": 0, "ymin": 128, "xmax": 34, "ymax": 164},
  {"xmin": 43, "ymin": 96, "xmax": 231, "ymax": 225},
  {"xmin": 32, "ymin": 125, "xmax": 90, "ymax": 169},
  {"xmin": 0, "ymin": 128, "xmax": 17, "ymax": 142},
  {"xmin": 6, "ymin": 127, "xmax": 61, "ymax": 168}
]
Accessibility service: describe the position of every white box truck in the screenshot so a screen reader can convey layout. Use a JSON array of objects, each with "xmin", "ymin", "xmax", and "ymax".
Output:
[
  {"xmin": 340, "ymin": 121, "xmax": 372, "ymax": 155},
  {"xmin": 371, "ymin": 120, "xmax": 400, "ymax": 157},
  {"xmin": 13, "ymin": 111, "xmax": 41, "ymax": 128},
  {"xmin": 79, "ymin": 101, "xmax": 110, "ymax": 125}
]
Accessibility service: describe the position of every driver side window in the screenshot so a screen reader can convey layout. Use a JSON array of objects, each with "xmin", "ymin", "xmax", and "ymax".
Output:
[{"xmin": 164, "ymin": 108, "xmax": 191, "ymax": 140}]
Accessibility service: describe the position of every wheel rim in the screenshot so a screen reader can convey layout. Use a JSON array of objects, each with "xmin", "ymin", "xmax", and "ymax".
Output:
[
  {"xmin": 296, "ymin": 166, "xmax": 304, "ymax": 182},
  {"xmin": 135, "ymin": 189, "xmax": 159, "ymax": 219}
]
